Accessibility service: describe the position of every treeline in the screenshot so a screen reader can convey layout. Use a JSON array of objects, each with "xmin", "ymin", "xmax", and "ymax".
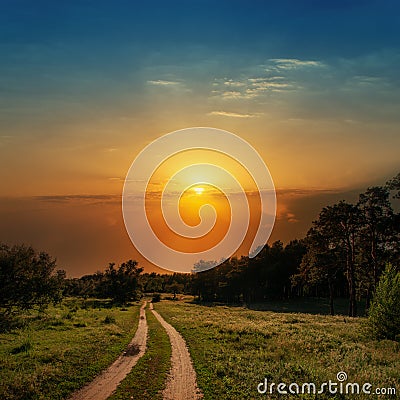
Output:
[
  {"xmin": 65, "ymin": 173, "xmax": 399, "ymax": 317},
  {"xmin": 191, "ymin": 240, "xmax": 307, "ymax": 303},
  {"xmin": 188, "ymin": 174, "xmax": 399, "ymax": 317},
  {"xmin": 65, "ymin": 268, "xmax": 189, "ymax": 302},
  {"xmin": 62, "ymin": 241, "xmax": 307, "ymax": 304},
  {"xmin": 65, "ymin": 260, "xmax": 143, "ymax": 304},
  {"xmin": 294, "ymin": 174, "xmax": 400, "ymax": 316},
  {"xmin": 1, "ymin": 173, "xmax": 399, "ymax": 320}
]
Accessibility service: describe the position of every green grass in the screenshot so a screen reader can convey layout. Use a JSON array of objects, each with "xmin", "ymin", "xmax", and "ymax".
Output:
[
  {"xmin": 0, "ymin": 299, "xmax": 141, "ymax": 400},
  {"xmin": 155, "ymin": 300, "xmax": 399, "ymax": 400},
  {"xmin": 247, "ymin": 297, "xmax": 366, "ymax": 316},
  {"xmin": 110, "ymin": 307, "xmax": 171, "ymax": 400}
]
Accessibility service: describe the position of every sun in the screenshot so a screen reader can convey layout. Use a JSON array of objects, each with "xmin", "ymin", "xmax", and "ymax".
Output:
[{"xmin": 193, "ymin": 187, "xmax": 205, "ymax": 195}]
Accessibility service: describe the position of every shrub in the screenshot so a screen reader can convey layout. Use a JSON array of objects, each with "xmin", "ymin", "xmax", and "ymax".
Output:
[
  {"xmin": 152, "ymin": 293, "xmax": 161, "ymax": 303},
  {"xmin": 368, "ymin": 264, "xmax": 400, "ymax": 341},
  {"xmin": 0, "ymin": 243, "xmax": 65, "ymax": 314}
]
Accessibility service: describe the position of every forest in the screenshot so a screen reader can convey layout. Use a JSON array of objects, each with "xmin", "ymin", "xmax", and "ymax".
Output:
[
  {"xmin": 1, "ymin": 173, "xmax": 399, "ymax": 322},
  {"xmin": 64, "ymin": 172, "xmax": 400, "ymax": 317}
]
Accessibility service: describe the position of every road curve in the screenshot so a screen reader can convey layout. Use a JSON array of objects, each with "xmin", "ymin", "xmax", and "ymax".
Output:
[
  {"xmin": 150, "ymin": 302, "xmax": 203, "ymax": 400},
  {"xmin": 68, "ymin": 301, "xmax": 148, "ymax": 400}
]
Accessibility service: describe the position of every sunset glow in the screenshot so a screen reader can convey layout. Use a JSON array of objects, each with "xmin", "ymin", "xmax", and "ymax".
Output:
[
  {"xmin": 0, "ymin": 1, "xmax": 399, "ymax": 275},
  {"xmin": 193, "ymin": 187, "xmax": 205, "ymax": 195}
]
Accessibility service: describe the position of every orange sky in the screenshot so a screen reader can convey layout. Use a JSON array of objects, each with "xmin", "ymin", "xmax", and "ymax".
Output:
[{"xmin": 0, "ymin": 181, "xmax": 394, "ymax": 277}]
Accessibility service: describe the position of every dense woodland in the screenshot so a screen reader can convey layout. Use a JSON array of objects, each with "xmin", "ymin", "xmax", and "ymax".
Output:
[{"xmin": 1, "ymin": 173, "xmax": 399, "ymax": 320}]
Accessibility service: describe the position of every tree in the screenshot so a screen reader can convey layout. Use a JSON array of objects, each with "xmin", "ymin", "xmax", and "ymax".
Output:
[
  {"xmin": 386, "ymin": 172, "xmax": 400, "ymax": 199},
  {"xmin": 367, "ymin": 264, "xmax": 400, "ymax": 341},
  {"xmin": 104, "ymin": 260, "xmax": 143, "ymax": 304},
  {"xmin": 385, "ymin": 173, "xmax": 400, "ymax": 265},
  {"xmin": 298, "ymin": 202, "xmax": 360, "ymax": 316},
  {"xmin": 192, "ymin": 259, "xmax": 219, "ymax": 273},
  {"xmin": 357, "ymin": 186, "xmax": 395, "ymax": 308},
  {"xmin": 292, "ymin": 228, "xmax": 343, "ymax": 315},
  {"xmin": 165, "ymin": 281, "xmax": 184, "ymax": 299},
  {"xmin": 140, "ymin": 272, "xmax": 164, "ymax": 293},
  {"xmin": 0, "ymin": 243, "xmax": 65, "ymax": 314}
]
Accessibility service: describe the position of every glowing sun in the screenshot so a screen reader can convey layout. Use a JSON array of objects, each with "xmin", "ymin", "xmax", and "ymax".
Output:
[{"xmin": 193, "ymin": 187, "xmax": 205, "ymax": 195}]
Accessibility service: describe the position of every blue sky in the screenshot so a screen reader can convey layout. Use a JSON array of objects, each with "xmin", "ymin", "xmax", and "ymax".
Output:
[{"xmin": 2, "ymin": 0, "xmax": 399, "ymax": 130}]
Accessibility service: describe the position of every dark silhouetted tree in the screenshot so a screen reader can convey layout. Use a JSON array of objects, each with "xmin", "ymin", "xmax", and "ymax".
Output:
[
  {"xmin": 0, "ymin": 243, "xmax": 65, "ymax": 314},
  {"xmin": 299, "ymin": 201, "xmax": 360, "ymax": 316},
  {"xmin": 357, "ymin": 186, "xmax": 395, "ymax": 309},
  {"xmin": 104, "ymin": 260, "xmax": 143, "ymax": 304},
  {"xmin": 292, "ymin": 228, "xmax": 343, "ymax": 315}
]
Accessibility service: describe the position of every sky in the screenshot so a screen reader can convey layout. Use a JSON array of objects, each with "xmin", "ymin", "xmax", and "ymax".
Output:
[{"xmin": 1, "ymin": 0, "xmax": 399, "ymax": 276}]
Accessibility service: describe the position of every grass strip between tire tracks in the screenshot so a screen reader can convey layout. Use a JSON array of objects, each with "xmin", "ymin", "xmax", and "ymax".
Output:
[{"xmin": 109, "ymin": 307, "xmax": 171, "ymax": 400}]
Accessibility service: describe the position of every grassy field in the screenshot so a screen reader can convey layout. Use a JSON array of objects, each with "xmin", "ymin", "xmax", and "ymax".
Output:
[
  {"xmin": 109, "ymin": 308, "xmax": 171, "ymax": 400},
  {"xmin": 0, "ymin": 299, "xmax": 140, "ymax": 400},
  {"xmin": 247, "ymin": 297, "xmax": 366, "ymax": 316},
  {"xmin": 1, "ymin": 298, "xmax": 398, "ymax": 399},
  {"xmin": 155, "ymin": 300, "xmax": 399, "ymax": 400}
]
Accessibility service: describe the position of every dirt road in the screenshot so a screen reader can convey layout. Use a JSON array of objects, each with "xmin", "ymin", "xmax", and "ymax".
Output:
[
  {"xmin": 150, "ymin": 302, "xmax": 203, "ymax": 400},
  {"xmin": 68, "ymin": 301, "xmax": 148, "ymax": 400}
]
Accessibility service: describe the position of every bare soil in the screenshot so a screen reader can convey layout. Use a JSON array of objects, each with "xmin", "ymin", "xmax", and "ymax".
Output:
[
  {"xmin": 68, "ymin": 301, "xmax": 148, "ymax": 400},
  {"xmin": 150, "ymin": 302, "xmax": 203, "ymax": 400}
]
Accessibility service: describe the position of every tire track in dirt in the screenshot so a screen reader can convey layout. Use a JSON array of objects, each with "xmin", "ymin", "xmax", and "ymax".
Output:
[
  {"xmin": 150, "ymin": 302, "xmax": 203, "ymax": 400},
  {"xmin": 68, "ymin": 301, "xmax": 148, "ymax": 400}
]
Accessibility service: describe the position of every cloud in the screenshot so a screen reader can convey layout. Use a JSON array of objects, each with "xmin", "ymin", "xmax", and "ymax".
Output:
[
  {"xmin": 147, "ymin": 79, "xmax": 182, "ymax": 86},
  {"xmin": 211, "ymin": 73, "xmax": 298, "ymax": 101},
  {"xmin": 35, "ymin": 194, "xmax": 120, "ymax": 204},
  {"xmin": 209, "ymin": 58, "xmax": 326, "ymax": 103},
  {"xmin": 223, "ymin": 80, "xmax": 246, "ymax": 87},
  {"xmin": 146, "ymin": 78, "xmax": 191, "ymax": 94},
  {"xmin": 216, "ymin": 90, "xmax": 245, "ymax": 99},
  {"xmin": 275, "ymin": 188, "xmax": 339, "ymax": 196},
  {"xmin": 207, "ymin": 110, "xmax": 261, "ymax": 118},
  {"xmin": 269, "ymin": 58, "xmax": 325, "ymax": 69}
]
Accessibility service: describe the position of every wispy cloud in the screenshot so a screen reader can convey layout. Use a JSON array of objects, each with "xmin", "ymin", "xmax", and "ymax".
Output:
[
  {"xmin": 269, "ymin": 58, "xmax": 325, "ymax": 69},
  {"xmin": 211, "ymin": 76, "xmax": 297, "ymax": 100},
  {"xmin": 214, "ymin": 90, "xmax": 245, "ymax": 99},
  {"xmin": 276, "ymin": 188, "xmax": 340, "ymax": 196},
  {"xmin": 35, "ymin": 194, "xmax": 120, "ymax": 204},
  {"xmin": 208, "ymin": 110, "xmax": 261, "ymax": 118},
  {"xmin": 147, "ymin": 79, "xmax": 182, "ymax": 86},
  {"xmin": 210, "ymin": 58, "xmax": 325, "ymax": 102},
  {"xmin": 223, "ymin": 79, "xmax": 246, "ymax": 87}
]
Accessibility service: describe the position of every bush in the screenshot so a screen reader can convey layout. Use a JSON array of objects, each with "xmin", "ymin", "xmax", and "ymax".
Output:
[
  {"xmin": 0, "ymin": 243, "xmax": 65, "ymax": 314},
  {"xmin": 368, "ymin": 264, "xmax": 400, "ymax": 341},
  {"xmin": 152, "ymin": 293, "xmax": 161, "ymax": 303}
]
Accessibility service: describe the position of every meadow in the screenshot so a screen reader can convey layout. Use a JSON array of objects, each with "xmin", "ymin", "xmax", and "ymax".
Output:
[
  {"xmin": 155, "ymin": 300, "xmax": 399, "ymax": 400},
  {"xmin": 1, "ymin": 297, "xmax": 398, "ymax": 400},
  {"xmin": 0, "ymin": 299, "xmax": 140, "ymax": 400}
]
